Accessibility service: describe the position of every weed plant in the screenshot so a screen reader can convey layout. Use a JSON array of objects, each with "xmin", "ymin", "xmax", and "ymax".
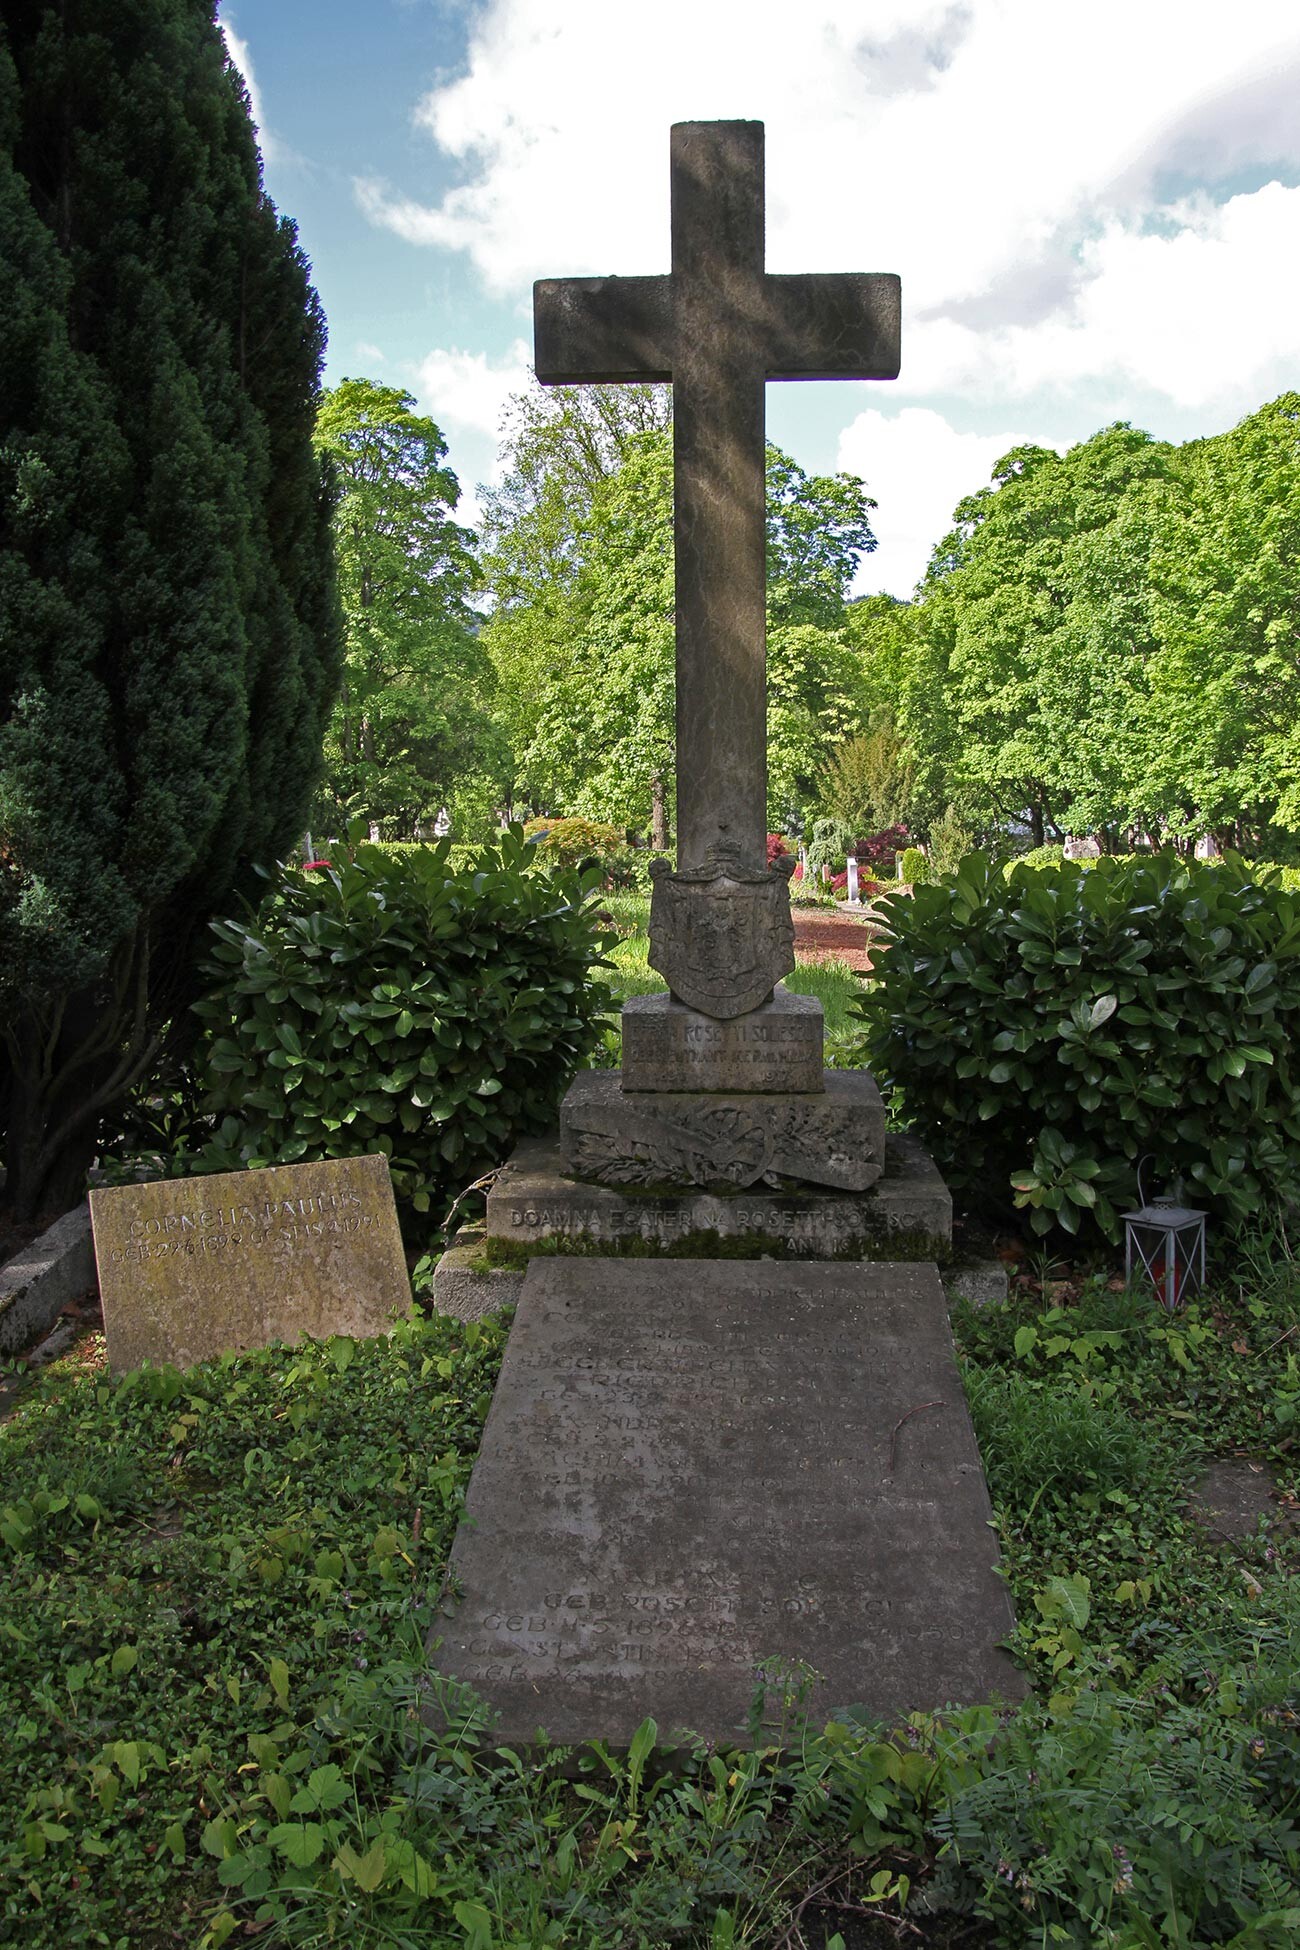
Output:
[{"xmin": 3, "ymin": 1243, "xmax": 1299, "ymax": 1946}]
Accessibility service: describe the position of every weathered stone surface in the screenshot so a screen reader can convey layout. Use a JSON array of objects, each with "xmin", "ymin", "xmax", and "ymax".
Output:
[
  {"xmin": 90, "ymin": 1156, "xmax": 411, "ymax": 1372},
  {"xmin": 431, "ymin": 1258, "xmax": 1025, "ymax": 1746},
  {"xmin": 430, "ymin": 1227, "xmax": 526, "ymax": 1322},
  {"xmin": 485, "ymin": 1131, "xmax": 951, "ymax": 1256},
  {"xmin": 0, "ymin": 1202, "xmax": 94, "ymax": 1358},
  {"xmin": 534, "ymin": 120, "xmax": 899, "ymax": 881},
  {"xmin": 560, "ymin": 1068, "xmax": 884, "ymax": 1192},
  {"xmin": 622, "ymin": 985, "xmax": 824, "ymax": 1094},
  {"xmin": 942, "ymin": 1260, "xmax": 1010, "ymax": 1309},
  {"xmin": 647, "ymin": 846, "xmax": 796, "ymax": 1018}
]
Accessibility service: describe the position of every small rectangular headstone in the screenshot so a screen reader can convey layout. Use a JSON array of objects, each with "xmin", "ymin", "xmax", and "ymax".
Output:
[
  {"xmin": 431, "ymin": 1257, "xmax": 1024, "ymax": 1746},
  {"xmin": 846, "ymin": 856, "xmax": 860, "ymax": 903},
  {"xmin": 90, "ymin": 1155, "xmax": 411, "ymax": 1372}
]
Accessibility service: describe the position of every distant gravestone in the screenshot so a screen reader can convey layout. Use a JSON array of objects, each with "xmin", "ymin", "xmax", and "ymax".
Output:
[
  {"xmin": 90, "ymin": 1155, "xmax": 411, "ymax": 1372},
  {"xmin": 432, "ymin": 1258, "xmax": 1025, "ymax": 1746}
]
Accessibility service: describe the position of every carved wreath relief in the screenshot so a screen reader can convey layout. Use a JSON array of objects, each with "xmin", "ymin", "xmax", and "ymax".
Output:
[{"xmin": 566, "ymin": 1097, "xmax": 882, "ymax": 1194}]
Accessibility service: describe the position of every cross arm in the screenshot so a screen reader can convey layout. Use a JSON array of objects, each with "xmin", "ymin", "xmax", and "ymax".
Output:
[
  {"xmin": 534, "ymin": 275, "xmax": 674, "ymax": 384},
  {"xmin": 762, "ymin": 273, "xmax": 901, "ymax": 380}
]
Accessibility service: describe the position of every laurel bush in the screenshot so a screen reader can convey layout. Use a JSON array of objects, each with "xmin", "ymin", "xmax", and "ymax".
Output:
[
  {"xmin": 854, "ymin": 851, "xmax": 1300, "ymax": 1239},
  {"xmin": 193, "ymin": 830, "xmax": 614, "ymax": 1228}
]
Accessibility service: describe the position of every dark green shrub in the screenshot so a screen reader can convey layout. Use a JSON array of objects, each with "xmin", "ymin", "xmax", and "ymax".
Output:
[
  {"xmin": 854, "ymin": 852, "xmax": 1300, "ymax": 1239},
  {"xmin": 193, "ymin": 830, "xmax": 614, "ymax": 1227},
  {"xmin": 351, "ymin": 841, "xmax": 485, "ymax": 876}
]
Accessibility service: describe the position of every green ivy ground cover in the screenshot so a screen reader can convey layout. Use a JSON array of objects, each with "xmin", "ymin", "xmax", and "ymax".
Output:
[{"xmin": 2, "ymin": 1245, "xmax": 1298, "ymax": 1949}]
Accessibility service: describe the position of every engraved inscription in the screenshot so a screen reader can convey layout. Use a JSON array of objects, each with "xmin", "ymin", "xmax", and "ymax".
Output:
[
  {"xmin": 90, "ymin": 1155, "xmax": 411, "ymax": 1373},
  {"xmin": 431, "ymin": 1260, "xmax": 1026, "ymax": 1744}
]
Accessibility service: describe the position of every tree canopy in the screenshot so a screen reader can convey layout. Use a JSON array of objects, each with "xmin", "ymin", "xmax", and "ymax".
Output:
[
  {"xmin": 313, "ymin": 379, "xmax": 491, "ymax": 836},
  {"xmin": 0, "ymin": 0, "xmax": 340, "ymax": 1218},
  {"xmin": 881, "ymin": 397, "xmax": 1300, "ymax": 853},
  {"xmin": 480, "ymin": 398, "xmax": 878, "ymax": 841}
]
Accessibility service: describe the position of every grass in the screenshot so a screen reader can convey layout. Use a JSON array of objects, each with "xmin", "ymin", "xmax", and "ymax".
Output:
[{"xmin": 2, "ymin": 1236, "xmax": 1299, "ymax": 1947}]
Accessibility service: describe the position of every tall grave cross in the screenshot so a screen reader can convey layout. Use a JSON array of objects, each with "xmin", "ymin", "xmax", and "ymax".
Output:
[{"xmin": 535, "ymin": 121, "xmax": 900, "ymax": 1015}]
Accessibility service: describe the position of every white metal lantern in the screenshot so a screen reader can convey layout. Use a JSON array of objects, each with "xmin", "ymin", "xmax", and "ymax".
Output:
[{"xmin": 1122, "ymin": 1193, "xmax": 1207, "ymax": 1311}]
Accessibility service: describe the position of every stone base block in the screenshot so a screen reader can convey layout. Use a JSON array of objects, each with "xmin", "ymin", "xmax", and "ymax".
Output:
[
  {"xmin": 429, "ymin": 1227, "xmax": 526, "ymax": 1321},
  {"xmin": 942, "ymin": 1260, "xmax": 1010, "ymax": 1308},
  {"xmin": 621, "ymin": 986, "xmax": 823, "ymax": 1093},
  {"xmin": 0, "ymin": 1201, "xmax": 95, "ymax": 1358},
  {"xmin": 560, "ymin": 1067, "xmax": 884, "ymax": 1192},
  {"xmin": 485, "ymin": 1131, "xmax": 951, "ymax": 1258}
]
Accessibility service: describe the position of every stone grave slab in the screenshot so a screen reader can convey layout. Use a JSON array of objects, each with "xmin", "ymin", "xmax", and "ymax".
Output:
[
  {"xmin": 621, "ymin": 986, "xmax": 823, "ymax": 1093},
  {"xmin": 431, "ymin": 1258, "xmax": 1024, "ymax": 1746},
  {"xmin": 485, "ymin": 1131, "xmax": 951, "ymax": 1258},
  {"xmin": 90, "ymin": 1155, "xmax": 411, "ymax": 1372}
]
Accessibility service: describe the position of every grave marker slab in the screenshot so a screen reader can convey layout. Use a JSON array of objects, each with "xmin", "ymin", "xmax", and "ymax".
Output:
[
  {"xmin": 90, "ymin": 1155, "xmax": 411, "ymax": 1372},
  {"xmin": 432, "ymin": 1258, "xmax": 1024, "ymax": 1746}
]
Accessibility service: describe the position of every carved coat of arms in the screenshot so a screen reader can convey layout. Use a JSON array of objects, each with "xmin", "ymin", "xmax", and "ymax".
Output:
[{"xmin": 648, "ymin": 845, "xmax": 796, "ymax": 1018}]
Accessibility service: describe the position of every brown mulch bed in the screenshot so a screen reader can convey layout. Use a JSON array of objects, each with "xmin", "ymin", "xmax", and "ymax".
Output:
[{"xmin": 791, "ymin": 906, "xmax": 876, "ymax": 973}]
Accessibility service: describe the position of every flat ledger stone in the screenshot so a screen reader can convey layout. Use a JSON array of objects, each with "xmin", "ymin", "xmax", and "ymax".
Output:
[
  {"xmin": 431, "ymin": 1258, "xmax": 1025, "ymax": 1747},
  {"xmin": 90, "ymin": 1155, "xmax": 412, "ymax": 1372}
]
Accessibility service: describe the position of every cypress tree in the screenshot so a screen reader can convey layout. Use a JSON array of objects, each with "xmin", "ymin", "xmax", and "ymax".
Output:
[{"xmin": 0, "ymin": 1, "xmax": 341, "ymax": 1220}]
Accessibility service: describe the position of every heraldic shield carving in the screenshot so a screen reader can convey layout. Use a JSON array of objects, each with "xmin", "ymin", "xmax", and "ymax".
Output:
[{"xmin": 648, "ymin": 845, "xmax": 797, "ymax": 1019}]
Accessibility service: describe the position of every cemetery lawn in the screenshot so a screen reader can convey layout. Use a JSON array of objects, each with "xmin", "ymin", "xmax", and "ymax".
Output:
[{"xmin": 2, "ymin": 1246, "xmax": 1298, "ymax": 1948}]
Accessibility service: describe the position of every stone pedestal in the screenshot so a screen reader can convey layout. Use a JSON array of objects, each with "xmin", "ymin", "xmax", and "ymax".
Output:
[
  {"xmin": 622, "ymin": 985, "xmax": 822, "ymax": 1093},
  {"xmin": 484, "ymin": 1131, "xmax": 950, "ymax": 1259},
  {"xmin": 561, "ymin": 1067, "xmax": 884, "ymax": 1192}
]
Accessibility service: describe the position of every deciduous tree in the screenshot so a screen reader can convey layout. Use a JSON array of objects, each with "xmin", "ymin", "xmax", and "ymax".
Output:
[
  {"xmin": 483, "ymin": 418, "xmax": 877, "ymax": 841},
  {"xmin": 313, "ymin": 379, "xmax": 489, "ymax": 835}
]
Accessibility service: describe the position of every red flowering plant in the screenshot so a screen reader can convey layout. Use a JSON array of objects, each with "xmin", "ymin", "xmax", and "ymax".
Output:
[
  {"xmin": 766, "ymin": 832, "xmax": 792, "ymax": 865},
  {"xmin": 854, "ymin": 825, "xmax": 910, "ymax": 872}
]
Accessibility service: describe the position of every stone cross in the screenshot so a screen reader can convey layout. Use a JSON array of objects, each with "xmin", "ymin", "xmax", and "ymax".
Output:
[{"xmin": 534, "ymin": 120, "xmax": 900, "ymax": 876}]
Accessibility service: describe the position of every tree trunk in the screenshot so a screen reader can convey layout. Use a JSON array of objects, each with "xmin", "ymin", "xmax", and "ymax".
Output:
[
  {"xmin": 651, "ymin": 773, "xmax": 670, "ymax": 851},
  {"xmin": 1, "ymin": 932, "xmax": 162, "ymax": 1223}
]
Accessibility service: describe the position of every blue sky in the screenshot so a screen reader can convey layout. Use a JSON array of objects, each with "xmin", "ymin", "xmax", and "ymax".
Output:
[{"xmin": 221, "ymin": 0, "xmax": 1300, "ymax": 596}]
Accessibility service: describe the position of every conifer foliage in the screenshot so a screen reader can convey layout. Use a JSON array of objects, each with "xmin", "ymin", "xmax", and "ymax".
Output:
[{"xmin": 0, "ymin": 1, "xmax": 341, "ymax": 1219}]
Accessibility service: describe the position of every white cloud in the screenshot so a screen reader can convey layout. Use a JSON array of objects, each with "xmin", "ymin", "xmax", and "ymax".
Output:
[
  {"xmin": 413, "ymin": 339, "xmax": 533, "ymax": 452},
  {"xmin": 355, "ymin": 341, "xmax": 387, "ymax": 366},
  {"xmin": 903, "ymin": 182, "xmax": 1300, "ymax": 415},
  {"xmin": 838, "ymin": 407, "xmax": 1060, "ymax": 599},
  {"xmin": 356, "ymin": 0, "xmax": 1300, "ymax": 423},
  {"xmin": 219, "ymin": 16, "xmax": 287, "ymax": 166}
]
